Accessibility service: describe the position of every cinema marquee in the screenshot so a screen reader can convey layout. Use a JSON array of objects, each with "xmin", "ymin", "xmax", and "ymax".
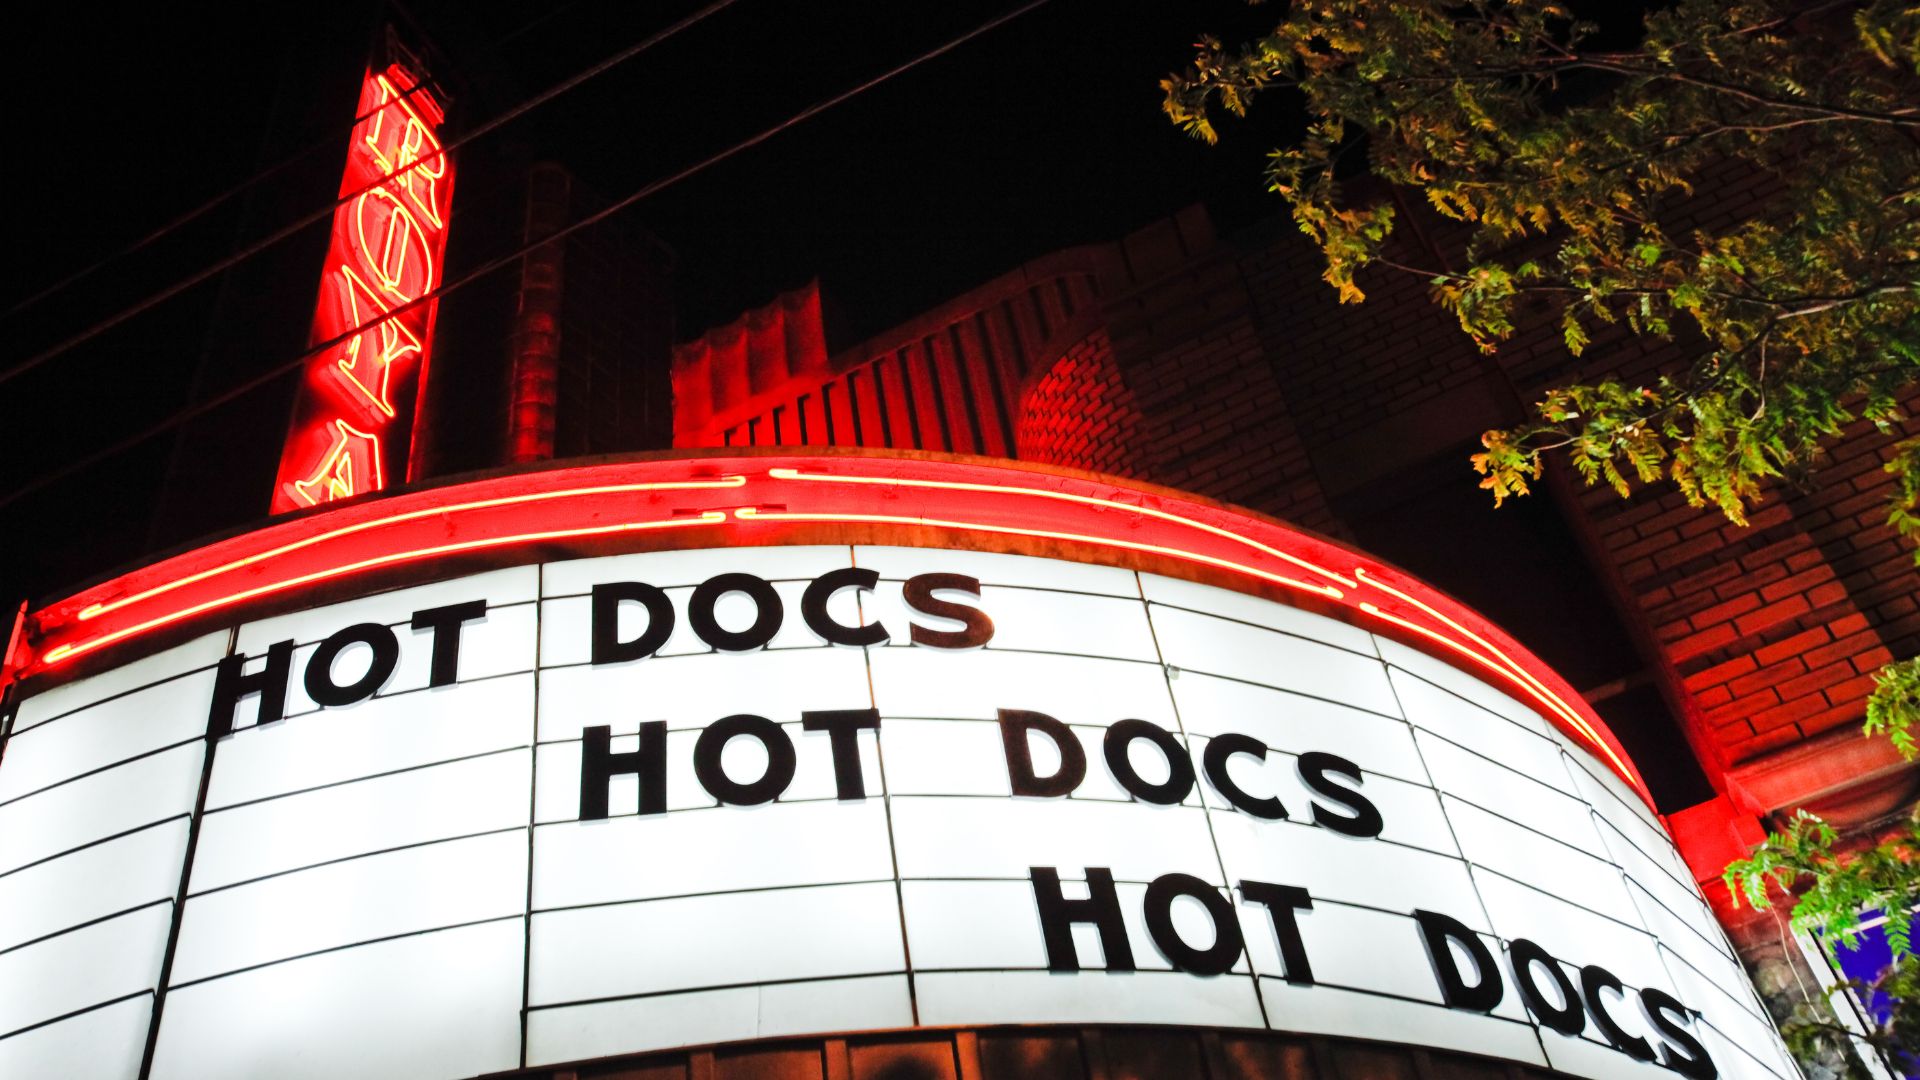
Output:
[{"xmin": 0, "ymin": 451, "xmax": 1799, "ymax": 1079}]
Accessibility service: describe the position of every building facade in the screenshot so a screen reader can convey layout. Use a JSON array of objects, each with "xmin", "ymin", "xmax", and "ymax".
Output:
[{"xmin": 2, "ymin": 36, "xmax": 1914, "ymax": 1079}]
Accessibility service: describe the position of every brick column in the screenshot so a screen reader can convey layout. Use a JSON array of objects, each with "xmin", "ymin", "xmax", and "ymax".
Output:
[{"xmin": 506, "ymin": 163, "xmax": 571, "ymax": 463}]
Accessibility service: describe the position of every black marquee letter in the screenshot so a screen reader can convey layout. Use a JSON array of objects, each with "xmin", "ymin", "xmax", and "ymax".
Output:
[
  {"xmin": 1299, "ymin": 751, "xmax": 1383, "ymax": 838},
  {"xmin": 1029, "ymin": 866, "xmax": 1134, "ymax": 972},
  {"xmin": 689, "ymin": 574, "xmax": 783, "ymax": 652},
  {"xmin": 693, "ymin": 714, "xmax": 796, "ymax": 804},
  {"xmin": 998, "ymin": 709, "xmax": 1086, "ymax": 797},
  {"xmin": 1581, "ymin": 965, "xmax": 1656, "ymax": 1061},
  {"xmin": 304, "ymin": 622, "xmax": 399, "ymax": 707},
  {"xmin": 207, "ymin": 640, "xmax": 294, "ymax": 738},
  {"xmin": 411, "ymin": 599, "xmax": 486, "ymax": 687},
  {"xmin": 592, "ymin": 583, "xmax": 674, "ymax": 664},
  {"xmin": 1641, "ymin": 988, "xmax": 1717, "ymax": 1079},
  {"xmin": 1509, "ymin": 938, "xmax": 1584, "ymax": 1035},
  {"xmin": 1202, "ymin": 734, "xmax": 1286, "ymax": 819},
  {"xmin": 1103, "ymin": 720, "xmax": 1195, "ymax": 805},
  {"xmin": 1240, "ymin": 880, "xmax": 1315, "ymax": 985},
  {"xmin": 1413, "ymin": 909, "xmax": 1503, "ymax": 1011},
  {"xmin": 801, "ymin": 568, "xmax": 888, "ymax": 647},
  {"xmin": 902, "ymin": 573, "xmax": 993, "ymax": 648},
  {"xmin": 1144, "ymin": 873, "xmax": 1243, "ymax": 976},
  {"xmin": 579, "ymin": 722, "xmax": 667, "ymax": 819},
  {"xmin": 802, "ymin": 708, "xmax": 880, "ymax": 799}
]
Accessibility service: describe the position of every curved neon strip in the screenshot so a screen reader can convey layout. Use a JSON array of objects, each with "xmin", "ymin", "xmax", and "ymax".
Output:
[
  {"xmin": 78, "ymin": 477, "xmax": 748, "ymax": 622},
  {"xmin": 1356, "ymin": 567, "xmax": 1607, "ymax": 749},
  {"xmin": 45, "ymin": 512, "xmax": 729, "ymax": 666},
  {"xmin": 731, "ymin": 507, "xmax": 1343, "ymax": 599},
  {"xmin": 18, "ymin": 455, "xmax": 1647, "ymax": 804},
  {"xmin": 766, "ymin": 466, "xmax": 1358, "ymax": 589},
  {"xmin": 741, "ymin": 504, "xmax": 1627, "ymax": 783},
  {"xmin": 1360, "ymin": 602, "xmax": 1637, "ymax": 783}
]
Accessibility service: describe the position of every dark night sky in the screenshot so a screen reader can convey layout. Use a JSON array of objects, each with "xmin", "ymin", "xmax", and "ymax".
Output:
[{"xmin": 1, "ymin": 0, "xmax": 1293, "ymax": 604}]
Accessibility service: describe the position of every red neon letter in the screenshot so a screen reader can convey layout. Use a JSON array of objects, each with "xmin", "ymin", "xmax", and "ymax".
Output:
[{"xmin": 288, "ymin": 420, "xmax": 384, "ymax": 508}]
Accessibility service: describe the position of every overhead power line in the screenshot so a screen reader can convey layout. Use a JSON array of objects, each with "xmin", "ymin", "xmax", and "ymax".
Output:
[
  {"xmin": 1, "ymin": 82, "xmax": 436, "ymax": 323},
  {"xmin": 0, "ymin": 0, "xmax": 1053, "ymax": 514},
  {"xmin": 0, "ymin": 0, "xmax": 744, "ymax": 392},
  {"xmin": 0, "ymin": 0, "xmax": 590, "ymax": 324}
]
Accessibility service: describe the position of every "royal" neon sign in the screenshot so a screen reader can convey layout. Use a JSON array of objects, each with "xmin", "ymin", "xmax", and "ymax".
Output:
[{"xmin": 270, "ymin": 63, "xmax": 452, "ymax": 513}]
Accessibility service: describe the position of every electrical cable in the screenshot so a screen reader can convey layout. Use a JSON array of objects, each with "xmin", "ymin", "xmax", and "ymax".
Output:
[
  {"xmin": 2, "ymin": 84, "xmax": 436, "ymax": 324},
  {"xmin": 0, "ymin": 0, "xmax": 743, "ymax": 390},
  {"xmin": 0, "ymin": 0, "xmax": 587, "ymax": 323},
  {"xmin": 0, "ymin": 0, "xmax": 1052, "ymax": 513}
]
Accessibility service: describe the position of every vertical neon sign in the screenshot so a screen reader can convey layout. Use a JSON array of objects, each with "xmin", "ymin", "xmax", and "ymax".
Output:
[{"xmin": 271, "ymin": 64, "xmax": 452, "ymax": 513}]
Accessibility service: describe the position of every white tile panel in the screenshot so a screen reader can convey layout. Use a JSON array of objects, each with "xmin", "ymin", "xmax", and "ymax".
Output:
[
  {"xmin": 1150, "ymin": 605, "xmax": 1401, "ymax": 717},
  {"xmin": 1563, "ymin": 751, "xmax": 1682, "ymax": 871},
  {"xmin": 1629, "ymin": 882, "xmax": 1757, "ymax": 1022},
  {"xmin": 0, "ymin": 994, "xmax": 151, "ymax": 1080},
  {"xmin": 533, "ymin": 798, "xmax": 895, "ymax": 910},
  {"xmin": 1696, "ymin": 1014, "xmax": 1799, "ymax": 1080},
  {"xmin": 190, "ymin": 749, "xmax": 530, "ymax": 891},
  {"xmin": 879, "ymin": 718, "xmax": 1017, "ymax": 797},
  {"xmin": 0, "ymin": 818, "xmax": 189, "ymax": 953},
  {"xmin": 1390, "ymin": 668, "xmax": 1574, "ymax": 795},
  {"xmin": 915, "ymin": 969, "xmax": 1263, "ymax": 1028},
  {"xmin": 1141, "ymin": 572, "xmax": 1377, "ymax": 655},
  {"xmin": 902, "ymin": 878, "xmax": 1229, "ymax": 976},
  {"xmin": 1168, "ymin": 670, "xmax": 1429, "ymax": 784},
  {"xmin": 989, "ymin": 586, "xmax": 1159, "ymax": 662},
  {"xmin": 529, "ymin": 881, "xmax": 903, "ymax": 1005},
  {"xmin": 147, "ymin": 919, "xmax": 523, "ymax": 1080},
  {"xmin": 11, "ymin": 631, "xmax": 227, "ymax": 736},
  {"xmin": 1471, "ymin": 869, "xmax": 1667, "ymax": 993},
  {"xmin": 0, "ymin": 904, "xmax": 171, "ymax": 1037},
  {"xmin": 524, "ymin": 974, "xmax": 912, "ymax": 1066},
  {"xmin": 208, "ymin": 674, "xmax": 532, "ymax": 810},
  {"xmin": 0, "ymin": 668, "xmax": 215, "ymax": 801},
  {"xmin": 1210, "ymin": 810, "xmax": 1488, "ymax": 932},
  {"xmin": 889, "ymin": 796, "xmax": 1221, "ymax": 884},
  {"xmin": 1444, "ymin": 797, "xmax": 1639, "ymax": 925},
  {"xmin": 1374, "ymin": 636, "xmax": 1552, "ymax": 736},
  {"xmin": 1413, "ymin": 730, "xmax": 1596, "ymax": 844},
  {"xmin": 381, "ymin": 601, "xmax": 536, "ymax": 694},
  {"xmin": 1188, "ymin": 734, "xmax": 1457, "ymax": 857},
  {"xmin": 1559, "ymin": 743, "xmax": 1665, "ymax": 833},
  {"xmin": 1258, "ymin": 977, "xmax": 1548, "ymax": 1065},
  {"xmin": 0, "ymin": 742, "xmax": 204, "ymax": 875},
  {"xmin": 867, "ymin": 646, "xmax": 1174, "ymax": 726},
  {"xmin": 537, "ymin": 646, "xmax": 872, "ymax": 743},
  {"xmin": 1539, "ymin": 1027, "xmax": 1680, "ymax": 1080},
  {"xmin": 170, "ymin": 829, "xmax": 528, "ymax": 984},
  {"xmin": 1243, "ymin": 902, "xmax": 1476, "ymax": 1008}
]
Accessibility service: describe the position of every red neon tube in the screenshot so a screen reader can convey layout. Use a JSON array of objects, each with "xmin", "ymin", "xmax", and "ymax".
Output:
[{"xmin": 11, "ymin": 452, "xmax": 1649, "ymax": 803}]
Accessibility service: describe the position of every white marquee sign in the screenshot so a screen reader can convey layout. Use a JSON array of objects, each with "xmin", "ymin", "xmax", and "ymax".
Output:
[{"xmin": 0, "ymin": 544, "xmax": 1799, "ymax": 1079}]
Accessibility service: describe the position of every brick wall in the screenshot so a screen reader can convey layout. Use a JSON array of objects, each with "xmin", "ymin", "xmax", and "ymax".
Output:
[
  {"xmin": 1015, "ymin": 329, "xmax": 1143, "ymax": 474},
  {"xmin": 1087, "ymin": 240, "xmax": 1340, "ymax": 534}
]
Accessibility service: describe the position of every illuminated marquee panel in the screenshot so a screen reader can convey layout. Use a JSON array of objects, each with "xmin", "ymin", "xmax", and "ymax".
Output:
[
  {"xmin": 15, "ymin": 454, "xmax": 1645, "ymax": 801},
  {"xmin": 268, "ymin": 62, "xmax": 452, "ymax": 514},
  {"xmin": 0, "ymin": 543, "xmax": 1795, "ymax": 1080}
]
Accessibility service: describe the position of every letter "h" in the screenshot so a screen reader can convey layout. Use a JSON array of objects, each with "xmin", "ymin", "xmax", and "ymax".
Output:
[{"xmin": 579, "ymin": 722, "xmax": 667, "ymax": 820}]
